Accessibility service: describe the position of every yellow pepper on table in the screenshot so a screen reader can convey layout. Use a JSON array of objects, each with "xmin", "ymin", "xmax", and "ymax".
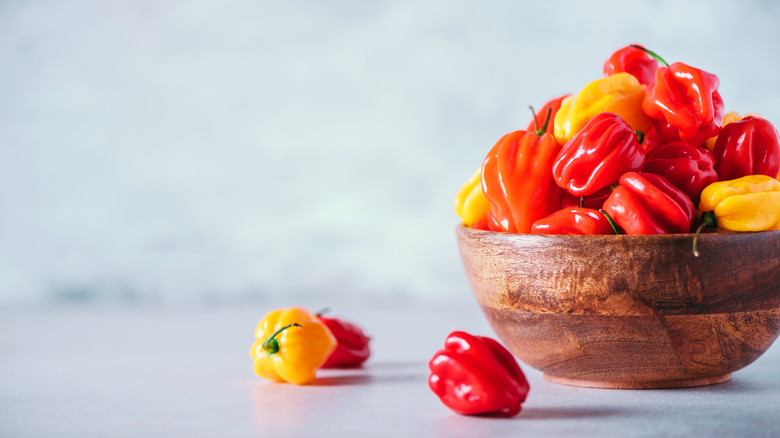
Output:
[
  {"xmin": 554, "ymin": 72, "xmax": 652, "ymax": 145},
  {"xmin": 250, "ymin": 307, "xmax": 336, "ymax": 385},
  {"xmin": 453, "ymin": 168, "xmax": 491, "ymax": 228}
]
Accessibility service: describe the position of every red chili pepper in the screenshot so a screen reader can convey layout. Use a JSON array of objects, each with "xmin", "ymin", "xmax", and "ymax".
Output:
[
  {"xmin": 636, "ymin": 45, "xmax": 724, "ymax": 147},
  {"xmin": 317, "ymin": 313, "xmax": 371, "ymax": 369},
  {"xmin": 712, "ymin": 116, "xmax": 780, "ymax": 181},
  {"xmin": 530, "ymin": 207, "xmax": 618, "ymax": 235},
  {"xmin": 428, "ymin": 331, "xmax": 529, "ymax": 417},
  {"xmin": 603, "ymin": 44, "xmax": 659, "ymax": 86},
  {"xmin": 602, "ymin": 172, "xmax": 695, "ymax": 234},
  {"xmin": 561, "ymin": 186, "xmax": 614, "ymax": 210},
  {"xmin": 552, "ymin": 112, "xmax": 646, "ymax": 197},
  {"xmin": 526, "ymin": 95, "xmax": 569, "ymax": 136},
  {"xmin": 642, "ymin": 141, "xmax": 718, "ymax": 207},
  {"xmin": 481, "ymin": 109, "xmax": 564, "ymax": 233}
]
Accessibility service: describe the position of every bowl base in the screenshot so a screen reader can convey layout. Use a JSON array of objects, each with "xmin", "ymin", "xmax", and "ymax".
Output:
[{"xmin": 543, "ymin": 373, "xmax": 732, "ymax": 389}]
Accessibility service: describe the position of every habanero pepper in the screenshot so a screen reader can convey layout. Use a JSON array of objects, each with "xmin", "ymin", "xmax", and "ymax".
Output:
[
  {"xmin": 712, "ymin": 116, "xmax": 780, "ymax": 181},
  {"xmin": 635, "ymin": 45, "xmax": 725, "ymax": 147},
  {"xmin": 481, "ymin": 109, "xmax": 564, "ymax": 233},
  {"xmin": 553, "ymin": 72, "xmax": 652, "ymax": 145},
  {"xmin": 530, "ymin": 207, "xmax": 619, "ymax": 235},
  {"xmin": 553, "ymin": 112, "xmax": 646, "ymax": 197},
  {"xmin": 454, "ymin": 168, "xmax": 491, "ymax": 228},
  {"xmin": 526, "ymin": 95, "xmax": 569, "ymax": 136},
  {"xmin": 705, "ymin": 111, "xmax": 761, "ymax": 152},
  {"xmin": 250, "ymin": 307, "xmax": 336, "ymax": 385},
  {"xmin": 603, "ymin": 43, "xmax": 660, "ymax": 86},
  {"xmin": 642, "ymin": 141, "xmax": 718, "ymax": 207},
  {"xmin": 317, "ymin": 312, "xmax": 372, "ymax": 369},
  {"xmin": 428, "ymin": 331, "xmax": 529, "ymax": 417},
  {"xmin": 602, "ymin": 172, "xmax": 695, "ymax": 234}
]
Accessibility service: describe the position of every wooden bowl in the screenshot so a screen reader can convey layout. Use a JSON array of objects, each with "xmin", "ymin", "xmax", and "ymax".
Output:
[{"xmin": 456, "ymin": 226, "xmax": 780, "ymax": 389}]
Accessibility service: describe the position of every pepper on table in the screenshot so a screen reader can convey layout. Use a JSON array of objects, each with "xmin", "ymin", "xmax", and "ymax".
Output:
[
  {"xmin": 317, "ymin": 311, "xmax": 372, "ymax": 369},
  {"xmin": 428, "ymin": 331, "xmax": 530, "ymax": 417},
  {"xmin": 481, "ymin": 108, "xmax": 564, "ymax": 233},
  {"xmin": 250, "ymin": 307, "xmax": 336, "ymax": 385},
  {"xmin": 552, "ymin": 112, "xmax": 646, "ymax": 197},
  {"xmin": 602, "ymin": 171, "xmax": 695, "ymax": 234}
]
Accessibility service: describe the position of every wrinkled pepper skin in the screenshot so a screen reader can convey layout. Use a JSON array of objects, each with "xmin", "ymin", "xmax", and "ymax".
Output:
[
  {"xmin": 526, "ymin": 95, "xmax": 569, "ymax": 136},
  {"xmin": 530, "ymin": 207, "xmax": 616, "ymax": 235},
  {"xmin": 603, "ymin": 44, "xmax": 659, "ymax": 86},
  {"xmin": 318, "ymin": 315, "xmax": 371, "ymax": 369},
  {"xmin": 250, "ymin": 307, "xmax": 337, "ymax": 385},
  {"xmin": 642, "ymin": 141, "xmax": 718, "ymax": 207},
  {"xmin": 705, "ymin": 111, "xmax": 760, "ymax": 152},
  {"xmin": 553, "ymin": 72, "xmax": 652, "ymax": 144},
  {"xmin": 428, "ymin": 331, "xmax": 529, "ymax": 417},
  {"xmin": 642, "ymin": 61, "xmax": 724, "ymax": 147},
  {"xmin": 699, "ymin": 175, "xmax": 780, "ymax": 231},
  {"xmin": 454, "ymin": 168, "xmax": 491, "ymax": 228},
  {"xmin": 602, "ymin": 172, "xmax": 695, "ymax": 234},
  {"xmin": 561, "ymin": 186, "xmax": 613, "ymax": 210},
  {"xmin": 712, "ymin": 116, "xmax": 780, "ymax": 181},
  {"xmin": 553, "ymin": 112, "xmax": 646, "ymax": 197},
  {"xmin": 481, "ymin": 127, "xmax": 564, "ymax": 233}
]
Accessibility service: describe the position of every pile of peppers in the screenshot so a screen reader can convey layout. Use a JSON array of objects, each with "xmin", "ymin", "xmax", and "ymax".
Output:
[{"xmin": 455, "ymin": 44, "xmax": 780, "ymax": 240}]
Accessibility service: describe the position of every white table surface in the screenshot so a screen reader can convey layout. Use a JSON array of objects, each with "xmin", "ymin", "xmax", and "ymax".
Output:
[{"xmin": 2, "ymin": 300, "xmax": 779, "ymax": 438}]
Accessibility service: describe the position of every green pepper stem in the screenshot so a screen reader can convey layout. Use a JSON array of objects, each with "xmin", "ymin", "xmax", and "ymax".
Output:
[
  {"xmin": 599, "ymin": 209, "xmax": 622, "ymax": 235},
  {"xmin": 529, "ymin": 106, "xmax": 552, "ymax": 136},
  {"xmin": 630, "ymin": 44, "xmax": 669, "ymax": 67},
  {"xmin": 315, "ymin": 308, "xmax": 330, "ymax": 317},
  {"xmin": 692, "ymin": 211, "xmax": 718, "ymax": 257},
  {"xmin": 635, "ymin": 130, "xmax": 645, "ymax": 145},
  {"xmin": 261, "ymin": 322, "xmax": 303, "ymax": 356}
]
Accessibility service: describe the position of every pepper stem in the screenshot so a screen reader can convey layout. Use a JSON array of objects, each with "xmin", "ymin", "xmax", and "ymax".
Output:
[
  {"xmin": 315, "ymin": 308, "xmax": 330, "ymax": 317},
  {"xmin": 261, "ymin": 323, "xmax": 303, "ymax": 356},
  {"xmin": 630, "ymin": 44, "xmax": 669, "ymax": 67},
  {"xmin": 529, "ymin": 106, "xmax": 552, "ymax": 136},
  {"xmin": 692, "ymin": 211, "xmax": 718, "ymax": 257},
  {"xmin": 635, "ymin": 130, "xmax": 645, "ymax": 145},
  {"xmin": 599, "ymin": 209, "xmax": 622, "ymax": 235}
]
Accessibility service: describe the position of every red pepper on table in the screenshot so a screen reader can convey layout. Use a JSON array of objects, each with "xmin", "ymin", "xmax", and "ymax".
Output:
[
  {"xmin": 603, "ymin": 44, "xmax": 659, "ymax": 86},
  {"xmin": 530, "ymin": 207, "xmax": 618, "ymax": 235},
  {"xmin": 428, "ymin": 331, "xmax": 529, "ymax": 417},
  {"xmin": 636, "ymin": 45, "xmax": 724, "ymax": 147},
  {"xmin": 641, "ymin": 141, "xmax": 718, "ymax": 207},
  {"xmin": 712, "ymin": 116, "xmax": 780, "ymax": 181},
  {"xmin": 525, "ymin": 95, "xmax": 569, "ymax": 136},
  {"xmin": 602, "ymin": 172, "xmax": 695, "ymax": 234},
  {"xmin": 317, "ymin": 312, "xmax": 371, "ymax": 368},
  {"xmin": 481, "ymin": 109, "xmax": 564, "ymax": 233},
  {"xmin": 552, "ymin": 112, "xmax": 646, "ymax": 197}
]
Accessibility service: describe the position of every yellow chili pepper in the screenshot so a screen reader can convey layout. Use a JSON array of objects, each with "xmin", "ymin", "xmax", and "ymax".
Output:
[
  {"xmin": 554, "ymin": 72, "xmax": 652, "ymax": 144},
  {"xmin": 699, "ymin": 175, "xmax": 780, "ymax": 232},
  {"xmin": 454, "ymin": 168, "xmax": 491, "ymax": 228},
  {"xmin": 250, "ymin": 307, "xmax": 336, "ymax": 385},
  {"xmin": 705, "ymin": 111, "xmax": 761, "ymax": 152}
]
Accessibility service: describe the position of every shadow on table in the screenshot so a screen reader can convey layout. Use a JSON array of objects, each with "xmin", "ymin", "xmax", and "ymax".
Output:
[
  {"xmin": 518, "ymin": 406, "xmax": 624, "ymax": 420},
  {"xmin": 310, "ymin": 362, "xmax": 427, "ymax": 386}
]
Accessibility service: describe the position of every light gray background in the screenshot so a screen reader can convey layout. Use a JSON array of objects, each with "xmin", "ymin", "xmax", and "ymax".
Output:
[{"xmin": 2, "ymin": 0, "xmax": 779, "ymax": 306}]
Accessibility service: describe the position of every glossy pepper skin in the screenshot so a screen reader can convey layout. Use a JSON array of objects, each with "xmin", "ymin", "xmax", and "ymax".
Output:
[
  {"xmin": 428, "ymin": 331, "xmax": 529, "ymax": 417},
  {"xmin": 530, "ymin": 207, "xmax": 617, "ymax": 235},
  {"xmin": 553, "ymin": 112, "xmax": 646, "ymax": 197},
  {"xmin": 553, "ymin": 72, "xmax": 652, "ymax": 145},
  {"xmin": 454, "ymin": 168, "xmax": 491, "ymax": 228},
  {"xmin": 705, "ymin": 112, "xmax": 760, "ymax": 152},
  {"xmin": 712, "ymin": 116, "xmax": 780, "ymax": 181},
  {"xmin": 318, "ymin": 315, "xmax": 371, "ymax": 369},
  {"xmin": 602, "ymin": 172, "xmax": 695, "ymax": 234},
  {"xmin": 561, "ymin": 186, "xmax": 613, "ymax": 210},
  {"xmin": 481, "ymin": 114, "xmax": 564, "ymax": 233},
  {"xmin": 642, "ymin": 141, "xmax": 718, "ymax": 207},
  {"xmin": 639, "ymin": 46, "xmax": 725, "ymax": 147},
  {"xmin": 526, "ymin": 95, "xmax": 569, "ymax": 136},
  {"xmin": 603, "ymin": 44, "xmax": 659, "ymax": 86},
  {"xmin": 699, "ymin": 175, "xmax": 780, "ymax": 231},
  {"xmin": 250, "ymin": 307, "xmax": 337, "ymax": 385}
]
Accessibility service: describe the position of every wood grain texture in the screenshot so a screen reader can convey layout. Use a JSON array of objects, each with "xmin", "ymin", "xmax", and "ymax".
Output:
[{"xmin": 456, "ymin": 226, "xmax": 780, "ymax": 389}]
